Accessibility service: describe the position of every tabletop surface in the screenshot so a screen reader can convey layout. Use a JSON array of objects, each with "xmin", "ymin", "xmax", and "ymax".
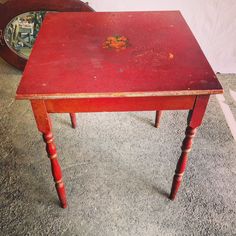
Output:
[{"xmin": 16, "ymin": 11, "xmax": 223, "ymax": 99}]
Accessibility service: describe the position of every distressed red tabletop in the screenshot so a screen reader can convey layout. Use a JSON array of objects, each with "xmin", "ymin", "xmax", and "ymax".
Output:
[{"xmin": 16, "ymin": 11, "xmax": 222, "ymax": 99}]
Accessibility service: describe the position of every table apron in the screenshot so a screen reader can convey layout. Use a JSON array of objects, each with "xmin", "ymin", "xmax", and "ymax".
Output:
[{"xmin": 44, "ymin": 96, "xmax": 196, "ymax": 113}]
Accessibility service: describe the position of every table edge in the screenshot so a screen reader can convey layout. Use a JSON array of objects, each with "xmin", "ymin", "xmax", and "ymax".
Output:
[{"xmin": 15, "ymin": 89, "xmax": 223, "ymax": 100}]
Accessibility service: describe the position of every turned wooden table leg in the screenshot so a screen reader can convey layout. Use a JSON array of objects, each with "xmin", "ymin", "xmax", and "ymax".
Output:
[
  {"xmin": 169, "ymin": 95, "xmax": 210, "ymax": 200},
  {"xmin": 69, "ymin": 113, "xmax": 77, "ymax": 128},
  {"xmin": 155, "ymin": 110, "xmax": 162, "ymax": 128},
  {"xmin": 170, "ymin": 126, "xmax": 196, "ymax": 200},
  {"xmin": 31, "ymin": 100, "xmax": 67, "ymax": 208},
  {"xmin": 43, "ymin": 132, "xmax": 67, "ymax": 208}
]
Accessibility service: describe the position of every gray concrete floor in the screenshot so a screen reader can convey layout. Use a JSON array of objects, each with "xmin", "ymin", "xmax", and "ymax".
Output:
[{"xmin": 0, "ymin": 57, "xmax": 236, "ymax": 235}]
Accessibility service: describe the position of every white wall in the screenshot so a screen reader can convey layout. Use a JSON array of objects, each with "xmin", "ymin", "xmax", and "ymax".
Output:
[{"xmin": 86, "ymin": 0, "xmax": 236, "ymax": 73}]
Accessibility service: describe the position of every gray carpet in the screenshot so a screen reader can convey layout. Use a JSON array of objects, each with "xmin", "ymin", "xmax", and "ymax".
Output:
[{"xmin": 0, "ymin": 58, "xmax": 236, "ymax": 235}]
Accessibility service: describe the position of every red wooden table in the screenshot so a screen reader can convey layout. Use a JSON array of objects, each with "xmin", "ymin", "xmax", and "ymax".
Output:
[{"xmin": 16, "ymin": 11, "xmax": 223, "ymax": 208}]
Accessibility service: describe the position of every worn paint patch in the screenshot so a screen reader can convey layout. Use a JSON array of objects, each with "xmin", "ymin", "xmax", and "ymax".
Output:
[
  {"xmin": 169, "ymin": 52, "xmax": 174, "ymax": 59},
  {"xmin": 103, "ymin": 36, "xmax": 129, "ymax": 50}
]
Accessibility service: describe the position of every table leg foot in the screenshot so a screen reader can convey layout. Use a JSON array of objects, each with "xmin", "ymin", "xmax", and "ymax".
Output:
[
  {"xmin": 56, "ymin": 181, "xmax": 67, "ymax": 208},
  {"xmin": 169, "ymin": 126, "xmax": 197, "ymax": 200},
  {"xmin": 70, "ymin": 113, "xmax": 77, "ymax": 129},
  {"xmin": 155, "ymin": 111, "xmax": 162, "ymax": 128},
  {"xmin": 43, "ymin": 132, "xmax": 67, "ymax": 208}
]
